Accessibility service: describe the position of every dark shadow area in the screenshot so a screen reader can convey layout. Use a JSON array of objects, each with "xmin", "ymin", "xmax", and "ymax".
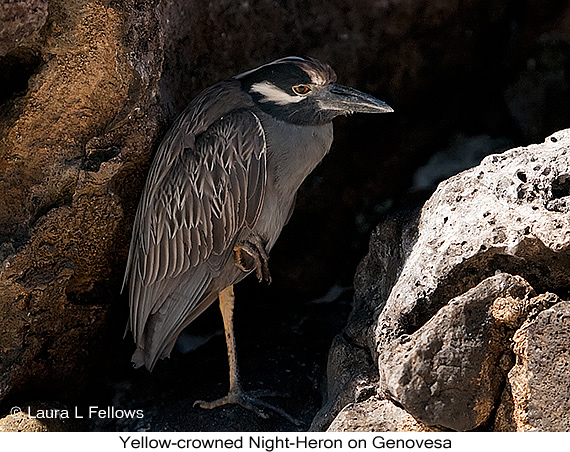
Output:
[{"xmin": 0, "ymin": 48, "xmax": 42, "ymax": 107}]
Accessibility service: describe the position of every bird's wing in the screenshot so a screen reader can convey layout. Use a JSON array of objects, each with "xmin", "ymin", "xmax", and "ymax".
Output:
[{"xmin": 124, "ymin": 105, "xmax": 267, "ymax": 353}]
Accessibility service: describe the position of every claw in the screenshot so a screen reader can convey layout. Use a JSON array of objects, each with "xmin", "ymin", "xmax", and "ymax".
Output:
[
  {"xmin": 233, "ymin": 234, "xmax": 272, "ymax": 283},
  {"xmin": 194, "ymin": 389, "xmax": 302, "ymax": 426}
]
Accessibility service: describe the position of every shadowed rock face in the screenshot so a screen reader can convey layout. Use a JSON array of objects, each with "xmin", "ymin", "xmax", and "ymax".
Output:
[
  {"xmin": 0, "ymin": 0, "xmax": 48, "ymax": 57},
  {"xmin": 0, "ymin": 0, "xmax": 165, "ymax": 402},
  {"xmin": 316, "ymin": 129, "xmax": 570, "ymax": 431},
  {"xmin": 1, "ymin": 0, "xmax": 570, "ymax": 432}
]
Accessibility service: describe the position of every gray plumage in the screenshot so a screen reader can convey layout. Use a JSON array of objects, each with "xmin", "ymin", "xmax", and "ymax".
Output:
[{"xmin": 124, "ymin": 56, "xmax": 392, "ymax": 373}]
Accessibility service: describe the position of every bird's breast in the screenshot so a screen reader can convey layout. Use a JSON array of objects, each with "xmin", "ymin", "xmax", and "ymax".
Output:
[
  {"xmin": 263, "ymin": 115, "xmax": 333, "ymax": 193},
  {"xmin": 253, "ymin": 113, "xmax": 334, "ymax": 250}
]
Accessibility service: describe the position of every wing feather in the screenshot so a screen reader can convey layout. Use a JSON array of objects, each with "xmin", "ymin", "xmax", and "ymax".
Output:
[{"xmin": 123, "ymin": 86, "xmax": 267, "ymax": 361}]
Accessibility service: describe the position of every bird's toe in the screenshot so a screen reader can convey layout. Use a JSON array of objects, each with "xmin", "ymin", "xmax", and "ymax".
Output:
[{"xmin": 194, "ymin": 389, "xmax": 301, "ymax": 426}]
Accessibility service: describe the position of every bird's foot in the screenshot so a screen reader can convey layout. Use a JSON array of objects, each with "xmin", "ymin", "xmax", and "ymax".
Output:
[
  {"xmin": 194, "ymin": 389, "xmax": 301, "ymax": 426},
  {"xmin": 233, "ymin": 235, "xmax": 271, "ymax": 283}
]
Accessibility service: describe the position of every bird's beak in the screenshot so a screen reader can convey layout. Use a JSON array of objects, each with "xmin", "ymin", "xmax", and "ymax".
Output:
[{"xmin": 319, "ymin": 83, "xmax": 393, "ymax": 114}]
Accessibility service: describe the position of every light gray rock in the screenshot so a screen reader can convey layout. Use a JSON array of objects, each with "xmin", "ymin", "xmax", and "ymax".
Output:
[
  {"xmin": 496, "ymin": 300, "xmax": 570, "ymax": 431},
  {"xmin": 327, "ymin": 396, "xmax": 435, "ymax": 432},
  {"xmin": 380, "ymin": 273, "xmax": 548, "ymax": 431},
  {"xmin": 322, "ymin": 129, "xmax": 570, "ymax": 431},
  {"xmin": 374, "ymin": 129, "xmax": 570, "ymax": 429}
]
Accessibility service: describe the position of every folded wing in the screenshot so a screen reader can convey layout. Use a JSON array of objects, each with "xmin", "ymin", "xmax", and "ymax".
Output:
[{"xmin": 124, "ymin": 99, "xmax": 266, "ymax": 369}]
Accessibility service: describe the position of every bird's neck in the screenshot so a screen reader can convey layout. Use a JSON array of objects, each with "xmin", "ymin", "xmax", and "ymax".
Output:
[{"xmin": 258, "ymin": 113, "xmax": 334, "ymax": 195}]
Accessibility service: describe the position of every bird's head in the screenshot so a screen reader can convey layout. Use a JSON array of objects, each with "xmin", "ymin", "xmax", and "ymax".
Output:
[{"xmin": 235, "ymin": 56, "xmax": 393, "ymax": 126}]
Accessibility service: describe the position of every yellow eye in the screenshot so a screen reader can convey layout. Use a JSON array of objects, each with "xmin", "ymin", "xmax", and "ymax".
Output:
[{"xmin": 292, "ymin": 84, "xmax": 311, "ymax": 95}]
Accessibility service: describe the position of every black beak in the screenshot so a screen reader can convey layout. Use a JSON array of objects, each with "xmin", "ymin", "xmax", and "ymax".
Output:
[{"xmin": 319, "ymin": 83, "xmax": 393, "ymax": 114}]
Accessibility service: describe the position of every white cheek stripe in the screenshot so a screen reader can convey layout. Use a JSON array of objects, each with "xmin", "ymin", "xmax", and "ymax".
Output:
[{"xmin": 250, "ymin": 81, "xmax": 305, "ymax": 106}]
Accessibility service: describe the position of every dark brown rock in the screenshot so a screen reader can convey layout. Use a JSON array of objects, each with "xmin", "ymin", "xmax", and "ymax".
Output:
[
  {"xmin": 0, "ymin": 0, "xmax": 164, "ymax": 401},
  {"xmin": 0, "ymin": 0, "xmax": 48, "ymax": 56},
  {"xmin": 0, "ymin": 402, "xmax": 72, "ymax": 432}
]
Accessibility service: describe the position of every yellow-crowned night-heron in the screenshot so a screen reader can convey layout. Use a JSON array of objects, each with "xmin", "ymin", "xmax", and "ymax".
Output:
[{"xmin": 123, "ymin": 56, "xmax": 392, "ymax": 420}]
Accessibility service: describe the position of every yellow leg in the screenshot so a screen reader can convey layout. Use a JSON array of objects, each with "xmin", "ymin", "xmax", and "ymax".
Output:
[
  {"xmin": 193, "ymin": 285, "xmax": 300, "ymax": 426},
  {"xmin": 219, "ymin": 285, "xmax": 241, "ymax": 395}
]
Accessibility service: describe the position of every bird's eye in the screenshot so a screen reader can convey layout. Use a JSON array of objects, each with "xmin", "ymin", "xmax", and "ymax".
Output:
[{"xmin": 292, "ymin": 84, "xmax": 311, "ymax": 95}]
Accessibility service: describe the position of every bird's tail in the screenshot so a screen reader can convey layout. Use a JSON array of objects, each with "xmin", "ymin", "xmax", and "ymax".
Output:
[{"xmin": 129, "ymin": 269, "xmax": 219, "ymax": 371}]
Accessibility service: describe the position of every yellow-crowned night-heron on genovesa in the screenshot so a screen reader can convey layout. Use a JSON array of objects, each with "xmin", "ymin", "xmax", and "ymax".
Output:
[{"xmin": 123, "ymin": 56, "xmax": 393, "ymax": 418}]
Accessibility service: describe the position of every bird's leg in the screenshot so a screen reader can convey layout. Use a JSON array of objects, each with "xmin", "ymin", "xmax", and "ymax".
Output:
[
  {"xmin": 193, "ymin": 285, "xmax": 300, "ymax": 426},
  {"xmin": 233, "ymin": 234, "xmax": 272, "ymax": 283},
  {"xmin": 194, "ymin": 286, "xmax": 243, "ymax": 405}
]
